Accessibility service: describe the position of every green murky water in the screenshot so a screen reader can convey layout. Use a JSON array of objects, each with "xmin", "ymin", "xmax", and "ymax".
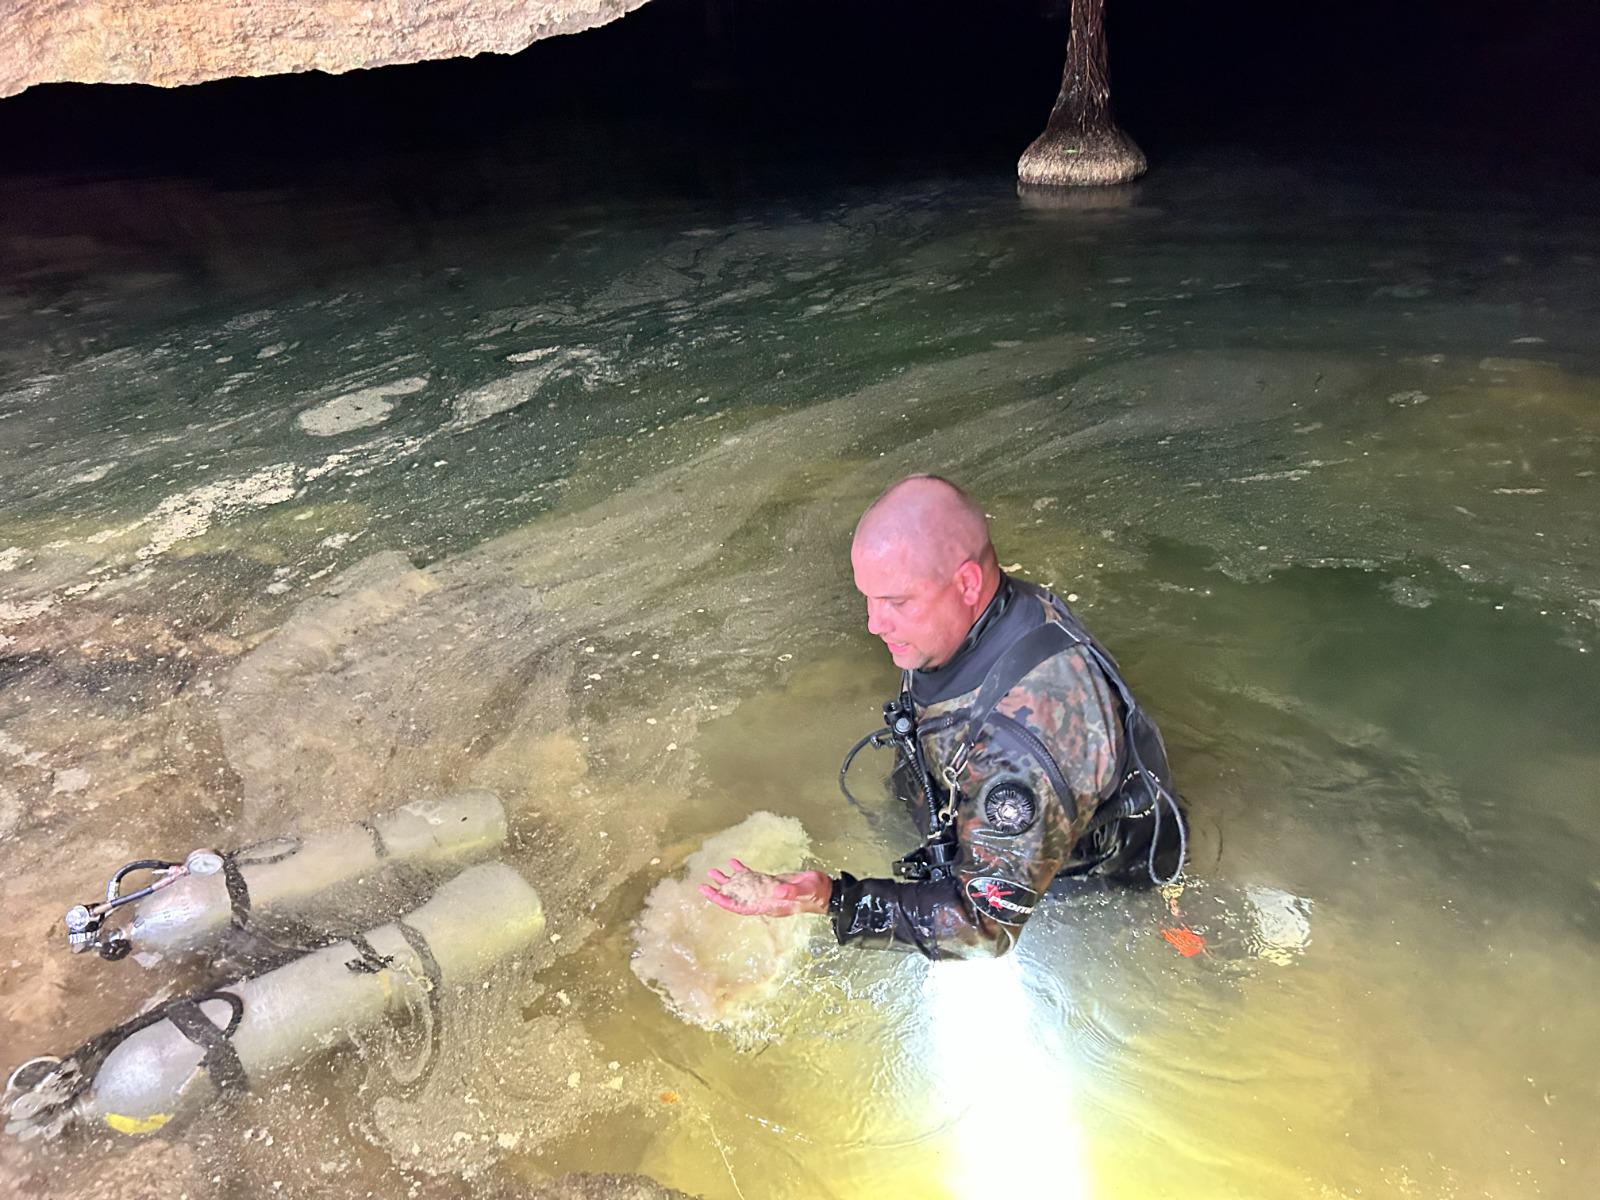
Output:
[{"xmin": 2, "ymin": 150, "xmax": 1598, "ymax": 1200}]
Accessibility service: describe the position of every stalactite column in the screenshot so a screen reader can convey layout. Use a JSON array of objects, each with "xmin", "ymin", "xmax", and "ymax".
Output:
[{"xmin": 1018, "ymin": 0, "xmax": 1147, "ymax": 187}]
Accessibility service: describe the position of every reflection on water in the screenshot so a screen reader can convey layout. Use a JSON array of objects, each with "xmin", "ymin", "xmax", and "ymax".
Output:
[
  {"xmin": 2, "ymin": 145, "xmax": 1599, "ymax": 1200},
  {"xmin": 926, "ymin": 954, "xmax": 1090, "ymax": 1200}
]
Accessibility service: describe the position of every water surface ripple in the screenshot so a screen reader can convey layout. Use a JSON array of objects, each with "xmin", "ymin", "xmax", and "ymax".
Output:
[{"xmin": 1, "ymin": 151, "xmax": 1597, "ymax": 1200}]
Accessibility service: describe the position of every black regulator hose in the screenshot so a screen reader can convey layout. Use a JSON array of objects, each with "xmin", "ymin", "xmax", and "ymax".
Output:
[{"xmin": 838, "ymin": 729, "xmax": 887, "ymax": 813}]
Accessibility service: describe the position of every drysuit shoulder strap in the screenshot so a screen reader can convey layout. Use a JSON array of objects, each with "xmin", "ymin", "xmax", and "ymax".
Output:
[
  {"xmin": 949, "ymin": 582, "xmax": 1154, "ymax": 786},
  {"xmin": 1029, "ymin": 585, "xmax": 1188, "ymax": 881},
  {"xmin": 1012, "ymin": 579, "xmax": 1146, "ymax": 716},
  {"xmin": 949, "ymin": 618, "xmax": 1081, "ymax": 775}
]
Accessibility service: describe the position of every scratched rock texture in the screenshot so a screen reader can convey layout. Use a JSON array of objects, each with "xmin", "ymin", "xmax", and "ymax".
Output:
[{"xmin": 0, "ymin": 0, "xmax": 652, "ymax": 99}]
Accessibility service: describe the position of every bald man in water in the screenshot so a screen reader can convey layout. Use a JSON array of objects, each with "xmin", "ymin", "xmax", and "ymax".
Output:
[{"xmin": 701, "ymin": 475, "xmax": 1184, "ymax": 958}]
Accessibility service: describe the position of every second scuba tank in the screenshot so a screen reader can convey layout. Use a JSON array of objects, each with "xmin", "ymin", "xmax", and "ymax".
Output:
[
  {"xmin": 7, "ymin": 862, "xmax": 544, "ymax": 1140},
  {"xmin": 64, "ymin": 789, "xmax": 508, "ymax": 962}
]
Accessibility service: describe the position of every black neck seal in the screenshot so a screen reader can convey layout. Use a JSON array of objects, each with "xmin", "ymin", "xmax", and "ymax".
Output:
[{"xmin": 908, "ymin": 574, "xmax": 1043, "ymax": 707}]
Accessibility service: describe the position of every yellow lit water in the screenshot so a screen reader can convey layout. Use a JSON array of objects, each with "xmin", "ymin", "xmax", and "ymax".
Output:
[{"xmin": 2, "ymin": 153, "xmax": 1598, "ymax": 1200}]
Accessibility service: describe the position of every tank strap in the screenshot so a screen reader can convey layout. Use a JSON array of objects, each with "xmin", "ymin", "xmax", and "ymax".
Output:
[
  {"xmin": 164, "ymin": 993, "xmax": 250, "ymax": 1096},
  {"xmin": 220, "ymin": 839, "xmax": 330, "ymax": 951},
  {"xmin": 222, "ymin": 857, "xmax": 253, "ymax": 930},
  {"xmin": 344, "ymin": 933, "xmax": 396, "ymax": 974},
  {"xmin": 218, "ymin": 836, "xmax": 303, "ymax": 931},
  {"xmin": 28, "ymin": 989, "xmax": 248, "ymax": 1114},
  {"xmin": 357, "ymin": 819, "xmax": 390, "ymax": 859}
]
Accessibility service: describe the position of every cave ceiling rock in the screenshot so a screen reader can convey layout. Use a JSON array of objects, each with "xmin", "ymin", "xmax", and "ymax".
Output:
[{"xmin": 0, "ymin": 0, "xmax": 653, "ymax": 99}]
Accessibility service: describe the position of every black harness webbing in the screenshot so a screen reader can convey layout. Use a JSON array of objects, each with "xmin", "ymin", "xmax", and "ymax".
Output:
[
  {"xmin": 165, "ymin": 995, "xmax": 250, "ymax": 1095},
  {"xmin": 39, "ymin": 988, "xmax": 250, "ymax": 1113},
  {"xmin": 948, "ymin": 620, "xmax": 1081, "ymax": 780},
  {"xmin": 344, "ymin": 933, "xmax": 396, "ymax": 974},
  {"xmin": 222, "ymin": 857, "xmax": 253, "ymax": 930},
  {"xmin": 219, "ymin": 835, "xmax": 304, "ymax": 933},
  {"xmin": 931, "ymin": 583, "xmax": 1187, "ymax": 885},
  {"xmin": 358, "ymin": 820, "xmax": 390, "ymax": 859}
]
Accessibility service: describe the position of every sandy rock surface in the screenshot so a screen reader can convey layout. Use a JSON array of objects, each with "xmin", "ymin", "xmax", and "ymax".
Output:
[
  {"xmin": 525, "ymin": 1175, "xmax": 699, "ymax": 1200},
  {"xmin": 0, "ymin": 0, "xmax": 653, "ymax": 99}
]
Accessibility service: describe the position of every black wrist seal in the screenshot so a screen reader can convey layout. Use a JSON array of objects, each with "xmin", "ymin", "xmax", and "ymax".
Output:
[{"xmin": 827, "ymin": 872, "xmax": 856, "ymax": 917}]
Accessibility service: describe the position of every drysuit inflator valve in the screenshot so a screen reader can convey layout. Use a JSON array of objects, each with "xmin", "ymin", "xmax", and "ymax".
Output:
[{"xmin": 64, "ymin": 850, "xmax": 225, "ymax": 959}]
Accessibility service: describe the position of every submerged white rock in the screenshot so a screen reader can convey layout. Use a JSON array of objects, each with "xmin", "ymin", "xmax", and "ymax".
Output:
[
  {"xmin": 138, "ymin": 464, "xmax": 299, "ymax": 559},
  {"xmin": 449, "ymin": 349, "xmax": 611, "ymax": 430},
  {"xmin": 631, "ymin": 811, "xmax": 812, "ymax": 1036},
  {"xmin": 1244, "ymin": 885, "xmax": 1313, "ymax": 966},
  {"xmin": 297, "ymin": 376, "xmax": 429, "ymax": 437}
]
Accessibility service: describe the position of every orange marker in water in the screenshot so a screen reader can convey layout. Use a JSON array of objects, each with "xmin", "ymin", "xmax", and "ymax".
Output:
[{"xmin": 1161, "ymin": 926, "xmax": 1207, "ymax": 957}]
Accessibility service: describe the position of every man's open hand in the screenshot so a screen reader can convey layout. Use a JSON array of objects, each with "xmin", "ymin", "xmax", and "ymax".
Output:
[{"xmin": 699, "ymin": 858, "xmax": 832, "ymax": 918}]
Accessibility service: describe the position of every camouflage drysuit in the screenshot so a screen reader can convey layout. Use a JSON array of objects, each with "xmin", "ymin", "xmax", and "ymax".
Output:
[{"xmin": 829, "ymin": 576, "xmax": 1182, "ymax": 959}]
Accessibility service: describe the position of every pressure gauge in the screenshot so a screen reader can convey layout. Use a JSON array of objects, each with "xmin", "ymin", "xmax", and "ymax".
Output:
[{"xmin": 185, "ymin": 850, "xmax": 225, "ymax": 876}]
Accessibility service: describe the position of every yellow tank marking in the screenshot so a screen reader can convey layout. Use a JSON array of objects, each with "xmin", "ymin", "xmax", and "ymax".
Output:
[{"xmin": 105, "ymin": 1111, "xmax": 172, "ymax": 1135}]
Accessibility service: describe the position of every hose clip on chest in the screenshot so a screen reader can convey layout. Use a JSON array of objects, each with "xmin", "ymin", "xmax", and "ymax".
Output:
[
  {"xmin": 881, "ymin": 695, "xmax": 963, "ymax": 884},
  {"xmin": 63, "ymin": 849, "xmax": 225, "ymax": 960}
]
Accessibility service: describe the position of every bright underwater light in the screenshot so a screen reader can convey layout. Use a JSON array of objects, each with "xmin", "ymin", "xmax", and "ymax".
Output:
[{"xmin": 923, "ymin": 952, "xmax": 1091, "ymax": 1199}]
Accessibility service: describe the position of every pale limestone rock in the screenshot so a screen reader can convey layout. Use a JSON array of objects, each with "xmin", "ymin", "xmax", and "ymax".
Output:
[
  {"xmin": 0, "ymin": 0, "xmax": 654, "ymax": 99},
  {"xmin": 526, "ymin": 1176, "xmax": 698, "ymax": 1200}
]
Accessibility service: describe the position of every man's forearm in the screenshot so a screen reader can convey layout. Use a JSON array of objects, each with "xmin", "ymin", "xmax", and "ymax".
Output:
[{"xmin": 828, "ymin": 872, "xmax": 981, "ymax": 959}]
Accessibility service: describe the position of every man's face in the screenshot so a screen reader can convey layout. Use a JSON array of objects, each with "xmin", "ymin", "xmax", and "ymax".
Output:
[{"xmin": 852, "ymin": 540, "xmax": 977, "ymax": 671}]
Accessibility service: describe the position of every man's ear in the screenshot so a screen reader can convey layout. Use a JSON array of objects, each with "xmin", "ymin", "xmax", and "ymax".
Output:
[{"xmin": 954, "ymin": 559, "xmax": 985, "ymax": 606}]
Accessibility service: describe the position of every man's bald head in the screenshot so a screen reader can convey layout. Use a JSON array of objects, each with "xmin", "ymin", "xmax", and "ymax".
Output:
[
  {"xmin": 853, "ymin": 475, "xmax": 996, "ymax": 582},
  {"xmin": 851, "ymin": 476, "xmax": 1002, "ymax": 671}
]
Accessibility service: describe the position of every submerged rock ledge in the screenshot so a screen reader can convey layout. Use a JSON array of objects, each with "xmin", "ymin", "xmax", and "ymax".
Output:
[{"xmin": 0, "ymin": 0, "xmax": 652, "ymax": 99}]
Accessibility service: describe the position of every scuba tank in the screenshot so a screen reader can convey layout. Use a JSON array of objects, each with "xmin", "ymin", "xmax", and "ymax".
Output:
[
  {"xmin": 62, "ymin": 790, "xmax": 508, "ymax": 963},
  {"xmin": 5, "ymin": 862, "xmax": 544, "ymax": 1141}
]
